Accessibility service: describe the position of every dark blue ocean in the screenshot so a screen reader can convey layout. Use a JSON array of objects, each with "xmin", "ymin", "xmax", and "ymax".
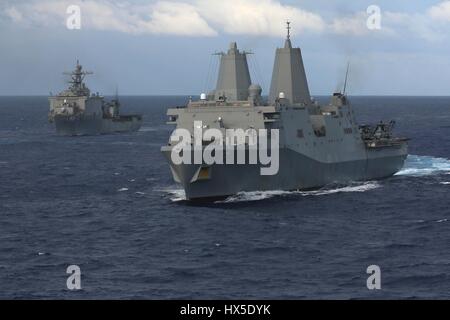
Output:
[{"xmin": 0, "ymin": 96, "xmax": 449, "ymax": 299}]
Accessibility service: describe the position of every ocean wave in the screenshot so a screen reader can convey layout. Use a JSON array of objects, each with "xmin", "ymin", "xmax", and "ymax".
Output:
[
  {"xmin": 396, "ymin": 155, "xmax": 450, "ymax": 177},
  {"xmin": 220, "ymin": 190, "xmax": 293, "ymax": 203},
  {"xmin": 158, "ymin": 181, "xmax": 381, "ymax": 203},
  {"xmin": 220, "ymin": 182, "xmax": 381, "ymax": 203},
  {"xmin": 301, "ymin": 182, "xmax": 381, "ymax": 196},
  {"xmin": 155, "ymin": 187, "xmax": 186, "ymax": 202}
]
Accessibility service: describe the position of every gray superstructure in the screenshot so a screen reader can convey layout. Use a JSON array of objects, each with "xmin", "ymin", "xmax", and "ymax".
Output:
[
  {"xmin": 161, "ymin": 24, "xmax": 408, "ymax": 201},
  {"xmin": 49, "ymin": 61, "xmax": 142, "ymax": 136}
]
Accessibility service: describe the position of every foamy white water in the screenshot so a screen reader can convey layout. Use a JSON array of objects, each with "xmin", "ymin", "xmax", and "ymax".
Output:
[
  {"xmin": 156, "ymin": 187, "xmax": 186, "ymax": 202},
  {"xmin": 168, "ymin": 189, "xmax": 186, "ymax": 202},
  {"xmin": 396, "ymin": 155, "xmax": 450, "ymax": 176},
  {"xmin": 300, "ymin": 182, "xmax": 381, "ymax": 196},
  {"xmin": 159, "ymin": 181, "xmax": 381, "ymax": 203},
  {"xmin": 219, "ymin": 182, "xmax": 381, "ymax": 203},
  {"xmin": 220, "ymin": 190, "xmax": 295, "ymax": 203}
]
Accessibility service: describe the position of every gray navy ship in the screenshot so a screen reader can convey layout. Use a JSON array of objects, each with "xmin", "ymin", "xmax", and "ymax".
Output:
[
  {"xmin": 49, "ymin": 61, "xmax": 142, "ymax": 136},
  {"xmin": 161, "ymin": 23, "xmax": 409, "ymax": 201}
]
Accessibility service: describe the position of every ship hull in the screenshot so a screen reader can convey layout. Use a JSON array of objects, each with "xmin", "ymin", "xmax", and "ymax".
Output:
[
  {"xmin": 161, "ymin": 144, "xmax": 408, "ymax": 201},
  {"xmin": 54, "ymin": 114, "xmax": 142, "ymax": 136}
]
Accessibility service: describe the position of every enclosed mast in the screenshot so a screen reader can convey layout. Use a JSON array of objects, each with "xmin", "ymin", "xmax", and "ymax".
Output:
[
  {"xmin": 214, "ymin": 42, "xmax": 252, "ymax": 101},
  {"xmin": 269, "ymin": 21, "xmax": 311, "ymax": 106}
]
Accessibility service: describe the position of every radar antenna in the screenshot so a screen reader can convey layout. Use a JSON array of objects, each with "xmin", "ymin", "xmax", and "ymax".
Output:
[
  {"xmin": 63, "ymin": 60, "xmax": 93, "ymax": 95},
  {"xmin": 286, "ymin": 20, "xmax": 291, "ymax": 40}
]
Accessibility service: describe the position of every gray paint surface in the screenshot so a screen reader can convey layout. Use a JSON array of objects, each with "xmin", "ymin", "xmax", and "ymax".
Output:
[
  {"xmin": 162, "ymin": 25, "xmax": 409, "ymax": 200},
  {"xmin": 48, "ymin": 61, "xmax": 142, "ymax": 136},
  {"xmin": 269, "ymin": 38, "xmax": 311, "ymax": 106},
  {"xmin": 214, "ymin": 42, "xmax": 252, "ymax": 101}
]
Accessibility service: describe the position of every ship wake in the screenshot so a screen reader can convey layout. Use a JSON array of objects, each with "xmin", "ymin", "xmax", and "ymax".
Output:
[
  {"xmin": 159, "ymin": 181, "xmax": 381, "ymax": 203},
  {"xmin": 219, "ymin": 182, "xmax": 381, "ymax": 203},
  {"xmin": 395, "ymin": 155, "xmax": 450, "ymax": 177},
  {"xmin": 157, "ymin": 187, "xmax": 186, "ymax": 202}
]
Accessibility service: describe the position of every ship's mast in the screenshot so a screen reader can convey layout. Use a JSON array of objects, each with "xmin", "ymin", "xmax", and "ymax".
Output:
[
  {"xmin": 286, "ymin": 20, "xmax": 291, "ymax": 40},
  {"xmin": 269, "ymin": 21, "xmax": 311, "ymax": 105},
  {"xmin": 214, "ymin": 42, "xmax": 252, "ymax": 101},
  {"xmin": 63, "ymin": 60, "xmax": 93, "ymax": 94}
]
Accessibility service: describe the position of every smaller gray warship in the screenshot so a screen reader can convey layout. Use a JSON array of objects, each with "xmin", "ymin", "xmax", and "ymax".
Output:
[{"xmin": 49, "ymin": 61, "xmax": 142, "ymax": 136}]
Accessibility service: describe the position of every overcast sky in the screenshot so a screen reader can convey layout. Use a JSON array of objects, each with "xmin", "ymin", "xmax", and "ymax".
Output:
[{"xmin": 2, "ymin": 0, "xmax": 450, "ymax": 95}]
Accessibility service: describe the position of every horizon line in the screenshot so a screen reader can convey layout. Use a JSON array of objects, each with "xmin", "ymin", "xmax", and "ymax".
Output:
[{"xmin": 2, "ymin": 94, "xmax": 450, "ymax": 98}]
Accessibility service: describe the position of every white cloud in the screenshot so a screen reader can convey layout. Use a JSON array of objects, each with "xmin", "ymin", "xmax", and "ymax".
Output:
[
  {"xmin": 385, "ymin": 11, "xmax": 443, "ymax": 42},
  {"xmin": 2, "ymin": 0, "xmax": 450, "ymax": 42},
  {"xmin": 1, "ymin": 0, "xmax": 217, "ymax": 36},
  {"xmin": 329, "ymin": 8, "xmax": 443, "ymax": 42},
  {"xmin": 1, "ymin": 0, "xmax": 323, "ymax": 37},
  {"xmin": 428, "ymin": 0, "xmax": 450, "ymax": 21},
  {"xmin": 330, "ymin": 12, "xmax": 371, "ymax": 36},
  {"xmin": 5, "ymin": 7, "xmax": 24, "ymax": 22},
  {"xmin": 196, "ymin": 0, "xmax": 325, "ymax": 36},
  {"xmin": 141, "ymin": 2, "xmax": 217, "ymax": 36}
]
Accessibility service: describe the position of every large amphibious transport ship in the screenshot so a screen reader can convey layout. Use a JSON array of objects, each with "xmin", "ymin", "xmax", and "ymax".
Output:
[
  {"xmin": 49, "ymin": 61, "xmax": 142, "ymax": 136},
  {"xmin": 161, "ymin": 23, "xmax": 409, "ymax": 201}
]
